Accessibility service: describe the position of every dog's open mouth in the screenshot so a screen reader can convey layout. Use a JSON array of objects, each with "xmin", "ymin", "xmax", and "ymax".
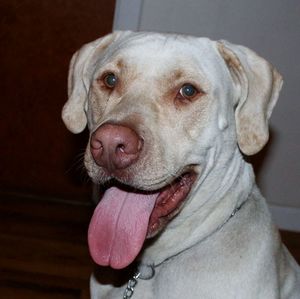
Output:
[{"xmin": 88, "ymin": 171, "xmax": 197, "ymax": 269}]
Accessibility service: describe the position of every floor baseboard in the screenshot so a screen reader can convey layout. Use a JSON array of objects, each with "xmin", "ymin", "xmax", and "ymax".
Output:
[{"xmin": 270, "ymin": 204, "xmax": 300, "ymax": 232}]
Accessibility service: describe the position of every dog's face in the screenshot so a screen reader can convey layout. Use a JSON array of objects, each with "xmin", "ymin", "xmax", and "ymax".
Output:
[
  {"xmin": 85, "ymin": 35, "xmax": 224, "ymax": 189},
  {"xmin": 62, "ymin": 31, "xmax": 282, "ymax": 269}
]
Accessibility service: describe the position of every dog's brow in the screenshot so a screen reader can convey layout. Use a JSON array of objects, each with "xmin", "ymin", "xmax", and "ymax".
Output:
[
  {"xmin": 116, "ymin": 58, "xmax": 125, "ymax": 69},
  {"xmin": 173, "ymin": 70, "xmax": 184, "ymax": 80}
]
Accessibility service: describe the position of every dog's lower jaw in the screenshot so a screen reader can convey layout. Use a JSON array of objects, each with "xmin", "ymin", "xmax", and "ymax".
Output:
[{"xmin": 146, "ymin": 171, "xmax": 198, "ymax": 238}]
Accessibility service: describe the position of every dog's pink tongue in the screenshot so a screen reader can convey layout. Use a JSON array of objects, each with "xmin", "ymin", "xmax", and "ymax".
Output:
[{"xmin": 88, "ymin": 187, "xmax": 158, "ymax": 269}]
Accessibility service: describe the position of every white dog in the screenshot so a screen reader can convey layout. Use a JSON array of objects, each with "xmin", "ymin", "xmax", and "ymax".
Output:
[{"xmin": 62, "ymin": 31, "xmax": 300, "ymax": 298}]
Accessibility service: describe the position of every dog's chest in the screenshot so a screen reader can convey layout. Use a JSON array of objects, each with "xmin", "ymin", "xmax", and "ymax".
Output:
[{"xmin": 105, "ymin": 247, "xmax": 234, "ymax": 299}]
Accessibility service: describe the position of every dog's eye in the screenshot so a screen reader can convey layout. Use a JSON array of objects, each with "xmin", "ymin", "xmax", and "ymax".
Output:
[
  {"xmin": 179, "ymin": 84, "xmax": 198, "ymax": 99},
  {"xmin": 103, "ymin": 73, "xmax": 118, "ymax": 89}
]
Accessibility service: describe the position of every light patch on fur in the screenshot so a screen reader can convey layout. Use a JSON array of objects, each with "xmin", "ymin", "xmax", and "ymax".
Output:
[{"xmin": 217, "ymin": 114, "xmax": 228, "ymax": 131}]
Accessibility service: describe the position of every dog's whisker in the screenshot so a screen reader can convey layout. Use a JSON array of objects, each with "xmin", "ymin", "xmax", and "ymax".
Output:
[{"xmin": 65, "ymin": 154, "xmax": 85, "ymax": 174}]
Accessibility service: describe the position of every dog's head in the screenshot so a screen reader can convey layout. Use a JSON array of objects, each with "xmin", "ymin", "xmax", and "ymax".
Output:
[{"xmin": 62, "ymin": 31, "xmax": 282, "ymax": 269}]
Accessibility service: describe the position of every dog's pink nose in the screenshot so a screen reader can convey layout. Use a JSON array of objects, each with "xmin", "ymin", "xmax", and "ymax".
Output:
[{"xmin": 90, "ymin": 123, "xmax": 143, "ymax": 171}]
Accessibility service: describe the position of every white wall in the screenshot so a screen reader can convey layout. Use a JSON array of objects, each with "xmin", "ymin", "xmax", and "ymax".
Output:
[{"xmin": 113, "ymin": 0, "xmax": 300, "ymax": 229}]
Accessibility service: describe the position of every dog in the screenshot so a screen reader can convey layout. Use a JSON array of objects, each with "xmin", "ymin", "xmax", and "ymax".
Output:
[{"xmin": 62, "ymin": 31, "xmax": 300, "ymax": 298}]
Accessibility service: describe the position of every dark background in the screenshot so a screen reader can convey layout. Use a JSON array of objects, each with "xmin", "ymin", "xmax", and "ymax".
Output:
[
  {"xmin": 0, "ymin": 0, "xmax": 116, "ymax": 202},
  {"xmin": 0, "ymin": 4, "xmax": 116, "ymax": 297}
]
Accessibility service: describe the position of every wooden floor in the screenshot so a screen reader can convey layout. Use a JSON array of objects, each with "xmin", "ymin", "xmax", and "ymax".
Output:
[
  {"xmin": 0, "ymin": 195, "xmax": 94, "ymax": 299},
  {"xmin": 0, "ymin": 195, "xmax": 299, "ymax": 298}
]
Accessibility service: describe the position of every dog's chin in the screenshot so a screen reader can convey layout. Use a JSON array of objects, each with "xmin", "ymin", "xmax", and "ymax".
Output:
[{"xmin": 94, "ymin": 167, "xmax": 198, "ymax": 239}]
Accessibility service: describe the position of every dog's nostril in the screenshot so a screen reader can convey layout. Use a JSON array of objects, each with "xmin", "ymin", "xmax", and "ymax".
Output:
[
  {"xmin": 90, "ymin": 138, "xmax": 103, "ymax": 150},
  {"xmin": 116, "ymin": 144, "xmax": 126, "ymax": 153}
]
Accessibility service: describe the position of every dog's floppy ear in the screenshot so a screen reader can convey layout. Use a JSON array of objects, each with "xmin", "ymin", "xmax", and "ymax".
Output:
[
  {"xmin": 217, "ymin": 40, "xmax": 283, "ymax": 155},
  {"xmin": 62, "ymin": 31, "xmax": 125, "ymax": 133}
]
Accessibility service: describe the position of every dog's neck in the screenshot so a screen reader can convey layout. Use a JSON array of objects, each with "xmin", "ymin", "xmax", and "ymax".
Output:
[{"xmin": 138, "ymin": 147, "xmax": 255, "ymax": 274}]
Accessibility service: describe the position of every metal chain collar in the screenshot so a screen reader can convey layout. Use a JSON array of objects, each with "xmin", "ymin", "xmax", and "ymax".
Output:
[{"xmin": 123, "ymin": 271, "xmax": 141, "ymax": 299}]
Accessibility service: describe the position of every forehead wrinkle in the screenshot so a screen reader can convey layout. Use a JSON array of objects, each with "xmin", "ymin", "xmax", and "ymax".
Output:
[{"xmin": 114, "ymin": 36, "xmax": 190, "ymax": 65}]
